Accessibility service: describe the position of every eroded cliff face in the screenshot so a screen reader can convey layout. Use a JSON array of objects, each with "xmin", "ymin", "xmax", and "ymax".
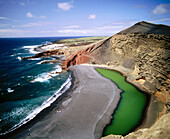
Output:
[
  {"xmin": 90, "ymin": 33, "xmax": 170, "ymax": 104},
  {"xmin": 62, "ymin": 40, "xmax": 106, "ymax": 69}
]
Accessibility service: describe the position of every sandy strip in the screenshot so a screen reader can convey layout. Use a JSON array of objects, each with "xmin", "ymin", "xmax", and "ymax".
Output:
[{"xmin": 5, "ymin": 65, "xmax": 121, "ymax": 139}]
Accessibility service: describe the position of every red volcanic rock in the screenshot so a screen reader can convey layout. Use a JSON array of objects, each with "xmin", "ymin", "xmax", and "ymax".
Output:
[
  {"xmin": 62, "ymin": 39, "xmax": 106, "ymax": 70},
  {"xmin": 63, "ymin": 45, "xmax": 95, "ymax": 70},
  {"xmin": 76, "ymin": 55, "xmax": 92, "ymax": 65}
]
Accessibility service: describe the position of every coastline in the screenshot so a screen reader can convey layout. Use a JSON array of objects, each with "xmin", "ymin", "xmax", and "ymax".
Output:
[
  {"xmin": 2, "ymin": 65, "xmax": 122, "ymax": 139},
  {"xmin": 1, "ymin": 35, "xmax": 166, "ymax": 138},
  {"xmin": 0, "ymin": 37, "xmax": 75, "ymax": 137},
  {"xmin": 1, "ymin": 63, "xmax": 163, "ymax": 139},
  {"xmin": 1, "ymin": 71, "xmax": 74, "ymax": 139},
  {"xmin": 0, "ymin": 36, "xmax": 107, "ymax": 137}
]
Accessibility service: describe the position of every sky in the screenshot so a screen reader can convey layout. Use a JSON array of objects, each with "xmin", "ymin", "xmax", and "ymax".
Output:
[{"xmin": 0, "ymin": 0, "xmax": 170, "ymax": 37}]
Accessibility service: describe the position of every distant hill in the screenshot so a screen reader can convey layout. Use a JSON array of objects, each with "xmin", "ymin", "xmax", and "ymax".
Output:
[{"xmin": 119, "ymin": 21, "xmax": 170, "ymax": 36}]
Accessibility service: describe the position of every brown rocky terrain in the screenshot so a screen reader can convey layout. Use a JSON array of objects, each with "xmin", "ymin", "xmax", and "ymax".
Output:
[
  {"xmin": 64, "ymin": 21, "xmax": 170, "ymax": 104},
  {"xmin": 62, "ymin": 21, "xmax": 170, "ymax": 138},
  {"xmin": 90, "ymin": 33, "xmax": 170, "ymax": 103}
]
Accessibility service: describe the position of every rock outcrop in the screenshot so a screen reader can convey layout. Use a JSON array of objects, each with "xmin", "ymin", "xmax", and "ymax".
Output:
[
  {"xmin": 63, "ymin": 40, "xmax": 105, "ymax": 69},
  {"xmin": 21, "ymin": 49, "xmax": 64, "ymax": 60}
]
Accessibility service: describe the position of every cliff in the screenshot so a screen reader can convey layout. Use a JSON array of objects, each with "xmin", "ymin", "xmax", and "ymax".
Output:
[
  {"xmin": 63, "ymin": 21, "xmax": 170, "ymax": 104},
  {"xmin": 90, "ymin": 33, "xmax": 170, "ymax": 104}
]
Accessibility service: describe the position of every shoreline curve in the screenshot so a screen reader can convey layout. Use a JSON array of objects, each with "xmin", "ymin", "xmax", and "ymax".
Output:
[{"xmin": 2, "ymin": 65, "xmax": 121, "ymax": 139}]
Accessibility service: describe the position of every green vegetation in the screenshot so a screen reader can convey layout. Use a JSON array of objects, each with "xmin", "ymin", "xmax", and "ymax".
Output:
[
  {"xmin": 55, "ymin": 36, "xmax": 108, "ymax": 46},
  {"xmin": 96, "ymin": 68, "xmax": 147, "ymax": 136}
]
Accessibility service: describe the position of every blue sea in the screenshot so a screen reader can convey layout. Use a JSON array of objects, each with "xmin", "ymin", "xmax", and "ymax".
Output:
[{"xmin": 0, "ymin": 37, "xmax": 76, "ymax": 135}]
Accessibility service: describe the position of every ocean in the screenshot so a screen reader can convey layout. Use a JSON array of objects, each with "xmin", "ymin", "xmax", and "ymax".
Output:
[{"xmin": 0, "ymin": 37, "xmax": 76, "ymax": 135}]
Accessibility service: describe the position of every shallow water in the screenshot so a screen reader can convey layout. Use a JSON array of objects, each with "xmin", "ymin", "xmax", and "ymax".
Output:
[{"xmin": 96, "ymin": 68, "xmax": 148, "ymax": 136}]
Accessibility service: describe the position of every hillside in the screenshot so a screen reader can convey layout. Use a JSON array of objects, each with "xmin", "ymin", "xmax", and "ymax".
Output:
[
  {"xmin": 63, "ymin": 21, "xmax": 170, "ymax": 138},
  {"xmin": 64, "ymin": 21, "xmax": 170, "ymax": 104}
]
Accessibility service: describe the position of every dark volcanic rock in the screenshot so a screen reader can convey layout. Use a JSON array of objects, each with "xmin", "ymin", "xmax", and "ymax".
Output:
[{"xmin": 21, "ymin": 50, "xmax": 64, "ymax": 60}]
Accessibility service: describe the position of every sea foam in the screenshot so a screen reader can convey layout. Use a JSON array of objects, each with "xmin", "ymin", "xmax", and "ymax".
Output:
[
  {"xmin": 31, "ymin": 66, "xmax": 62, "ymax": 83},
  {"xmin": 28, "ymin": 58, "xmax": 42, "ymax": 61},
  {"xmin": 17, "ymin": 56, "xmax": 22, "ymax": 61},
  {"xmin": 7, "ymin": 88, "xmax": 14, "ymax": 93},
  {"xmin": 0, "ymin": 74, "xmax": 72, "ymax": 135},
  {"xmin": 22, "ymin": 45, "xmax": 39, "ymax": 54},
  {"xmin": 40, "ymin": 44, "xmax": 64, "ymax": 51}
]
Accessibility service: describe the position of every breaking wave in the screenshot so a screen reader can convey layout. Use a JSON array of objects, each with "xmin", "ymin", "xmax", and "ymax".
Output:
[
  {"xmin": 31, "ymin": 66, "xmax": 62, "ymax": 83},
  {"xmin": 0, "ymin": 74, "xmax": 72, "ymax": 135}
]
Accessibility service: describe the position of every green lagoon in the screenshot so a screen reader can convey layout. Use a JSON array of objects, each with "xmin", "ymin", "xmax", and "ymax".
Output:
[{"xmin": 96, "ymin": 68, "xmax": 148, "ymax": 136}]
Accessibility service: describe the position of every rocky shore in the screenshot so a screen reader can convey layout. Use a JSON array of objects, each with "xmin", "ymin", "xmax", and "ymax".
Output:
[
  {"xmin": 21, "ymin": 37, "xmax": 108, "ymax": 65},
  {"xmin": 21, "ymin": 49, "xmax": 65, "ymax": 60}
]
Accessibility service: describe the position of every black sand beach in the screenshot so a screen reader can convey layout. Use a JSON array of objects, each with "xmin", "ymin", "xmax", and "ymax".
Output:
[{"xmin": 4, "ymin": 65, "xmax": 121, "ymax": 139}]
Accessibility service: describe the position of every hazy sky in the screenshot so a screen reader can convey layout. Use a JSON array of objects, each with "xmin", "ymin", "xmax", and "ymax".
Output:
[{"xmin": 0, "ymin": 0, "xmax": 170, "ymax": 37}]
